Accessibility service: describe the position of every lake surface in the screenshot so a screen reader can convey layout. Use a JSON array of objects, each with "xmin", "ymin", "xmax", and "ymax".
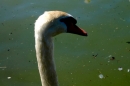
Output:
[{"xmin": 0, "ymin": 0, "xmax": 130, "ymax": 86}]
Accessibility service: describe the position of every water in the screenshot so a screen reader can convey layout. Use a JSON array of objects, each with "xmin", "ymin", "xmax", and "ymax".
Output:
[{"xmin": 0, "ymin": 0, "xmax": 130, "ymax": 86}]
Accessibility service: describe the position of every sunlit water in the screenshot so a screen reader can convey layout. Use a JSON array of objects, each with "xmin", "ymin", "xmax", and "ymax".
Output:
[{"xmin": 0, "ymin": 0, "xmax": 130, "ymax": 86}]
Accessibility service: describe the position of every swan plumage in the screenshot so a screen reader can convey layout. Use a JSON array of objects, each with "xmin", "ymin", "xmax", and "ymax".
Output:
[{"xmin": 34, "ymin": 11, "xmax": 87, "ymax": 86}]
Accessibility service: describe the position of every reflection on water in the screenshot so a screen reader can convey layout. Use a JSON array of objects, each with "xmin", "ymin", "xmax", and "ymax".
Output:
[{"xmin": 0, "ymin": 0, "xmax": 130, "ymax": 86}]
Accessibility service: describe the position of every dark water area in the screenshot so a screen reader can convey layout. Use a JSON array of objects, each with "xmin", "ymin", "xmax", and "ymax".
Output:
[{"xmin": 0, "ymin": 0, "xmax": 130, "ymax": 86}]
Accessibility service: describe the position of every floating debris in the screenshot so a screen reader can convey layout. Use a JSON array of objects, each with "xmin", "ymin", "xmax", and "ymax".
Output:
[
  {"xmin": 128, "ymin": 69, "xmax": 130, "ymax": 72},
  {"xmin": 84, "ymin": 0, "xmax": 91, "ymax": 3},
  {"xmin": 9, "ymin": 32, "xmax": 13, "ymax": 35},
  {"xmin": 7, "ymin": 49, "xmax": 10, "ymax": 51},
  {"xmin": 105, "ymin": 55, "xmax": 112, "ymax": 59},
  {"xmin": 110, "ymin": 57, "xmax": 115, "ymax": 60},
  {"xmin": 2, "ymin": 23, "xmax": 4, "ymax": 26},
  {"xmin": 99, "ymin": 74, "xmax": 104, "ymax": 79},
  {"xmin": 108, "ymin": 55, "xmax": 112, "ymax": 57},
  {"xmin": 118, "ymin": 67, "xmax": 123, "ymax": 71},
  {"xmin": 106, "ymin": 55, "xmax": 116, "ymax": 61},
  {"xmin": 92, "ymin": 54, "xmax": 98, "ymax": 58},
  {"xmin": 126, "ymin": 42, "xmax": 130, "ymax": 44},
  {"xmin": 7, "ymin": 77, "xmax": 11, "ymax": 79}
]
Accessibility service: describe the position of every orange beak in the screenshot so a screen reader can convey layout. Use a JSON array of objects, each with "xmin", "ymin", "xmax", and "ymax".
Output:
[{"xmin": 67, "ymin": 23, "xmax": 87, "ymax": 36}]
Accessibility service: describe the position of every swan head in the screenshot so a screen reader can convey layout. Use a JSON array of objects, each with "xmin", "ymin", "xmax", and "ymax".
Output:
[{"xmin": 35, "ymin": 11, "xmax": 87, "ymax": 38}]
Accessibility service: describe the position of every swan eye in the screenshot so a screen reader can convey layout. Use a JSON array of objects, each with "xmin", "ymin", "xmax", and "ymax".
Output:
[{"xmin": 60, "ymin": 17, "xmax": 77, "ymax": 24}]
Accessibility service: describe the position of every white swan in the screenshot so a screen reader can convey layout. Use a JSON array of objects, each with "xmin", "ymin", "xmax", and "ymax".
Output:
[{"xmin": 34, "ymin": 11, "xmax": 87, "ymax": 86}]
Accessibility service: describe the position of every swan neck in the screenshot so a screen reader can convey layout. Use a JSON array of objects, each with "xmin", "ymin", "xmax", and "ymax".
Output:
[{"xmin": 35, "ymin": 36, "xmax": 58, "ymax": 86}]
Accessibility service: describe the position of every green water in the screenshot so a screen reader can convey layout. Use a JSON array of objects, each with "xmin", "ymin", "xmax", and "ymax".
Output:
[{"xmin": 0, "ymin": 0, "xmax": 130, "ymax": 86}]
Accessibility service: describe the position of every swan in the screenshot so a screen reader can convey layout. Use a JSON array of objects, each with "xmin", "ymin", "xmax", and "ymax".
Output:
[{"xmin": 34, "ymin": 11, "xmax": 87, "ymax": 86}]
